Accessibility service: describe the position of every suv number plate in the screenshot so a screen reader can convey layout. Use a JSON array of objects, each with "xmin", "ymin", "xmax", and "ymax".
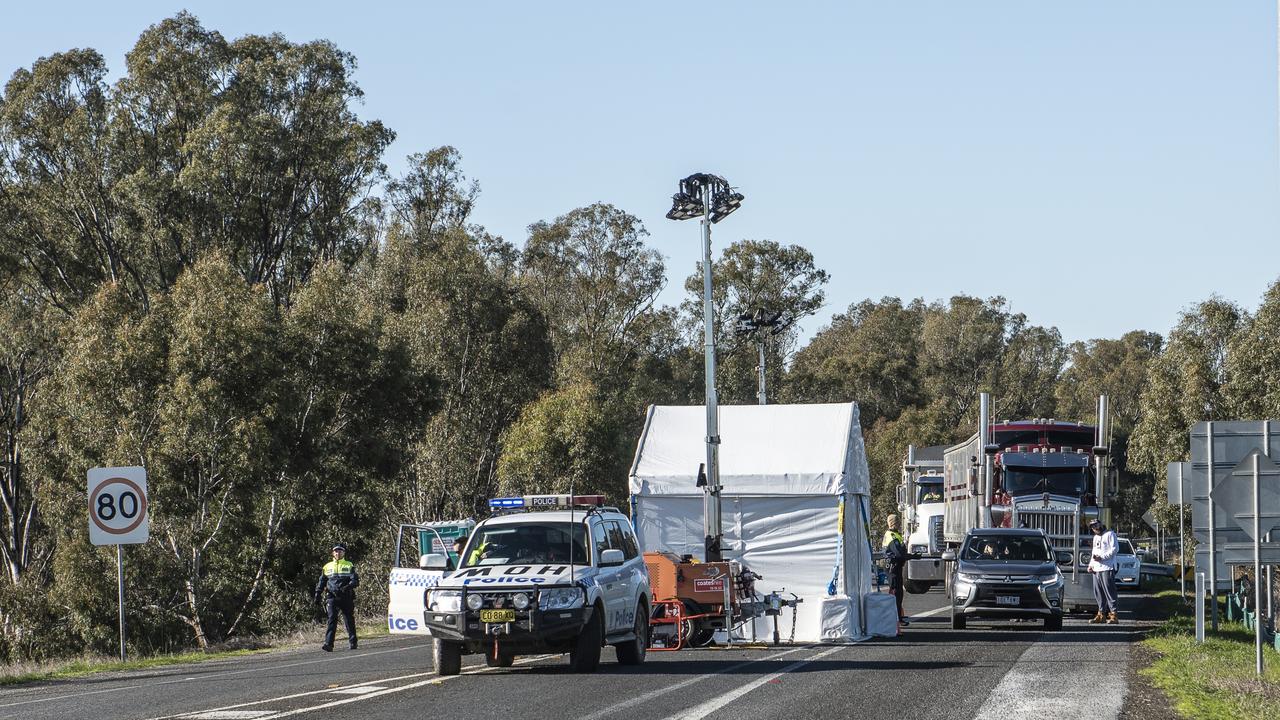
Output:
[
  {"xmin": 480, "ymin": 609, "xmax": 516, "ymax": 623},
  {"xmin": 995, "ymin": 595, "xmax": 1020, "ymax": 606}
]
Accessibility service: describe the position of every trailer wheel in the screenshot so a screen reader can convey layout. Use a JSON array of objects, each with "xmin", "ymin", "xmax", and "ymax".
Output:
[{"xmin": 433, "ymin": 638, "xmax": 462, "ymax": 676}]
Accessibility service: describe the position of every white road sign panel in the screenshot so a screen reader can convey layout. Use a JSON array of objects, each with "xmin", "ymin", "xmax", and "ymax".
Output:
[{"xmin": 88, "ymin": 466, "xmax": 149, "ymax": 546}]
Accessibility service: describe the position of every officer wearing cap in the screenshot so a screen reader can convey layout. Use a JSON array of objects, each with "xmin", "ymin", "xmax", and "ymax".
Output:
[{"xmin": 314, "ymin": 542, "xmax": 360, "ymax": 651}]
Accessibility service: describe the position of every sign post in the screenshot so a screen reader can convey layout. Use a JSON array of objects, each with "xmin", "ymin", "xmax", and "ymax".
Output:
[{"xmin": 88, "ymin": 467, "xmax": 149, "ymax": 662}]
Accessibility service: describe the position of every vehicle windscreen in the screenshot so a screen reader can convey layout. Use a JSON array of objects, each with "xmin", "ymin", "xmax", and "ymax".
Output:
[
  {"xmin": 917, "ymin": 481, "xmax": 944, "ymax": 504},
  {"xmin": 461, "ymin": 523, "xmax": 588, "ymax": 568},
  {"xmin": 1002, "ymin": 467, "xmax": 1090, "ymax": 496},
  {"xmin": 962, "ymin": 534, "xmax": 1053, "ymax": 562}
]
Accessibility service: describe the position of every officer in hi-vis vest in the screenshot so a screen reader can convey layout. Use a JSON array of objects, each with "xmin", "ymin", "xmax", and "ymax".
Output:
[{"xmin": 314, "ymin": 542, "xmax": 360, "ymax": 651}]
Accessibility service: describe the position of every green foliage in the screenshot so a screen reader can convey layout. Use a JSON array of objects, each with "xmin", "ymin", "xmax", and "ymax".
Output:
[
  {"xmin": 682, "ymin": 239, "xmax": 828, "ymax": 404},
  {"xmin": 1129, "ymin": 298, "xmax": 1247, "ymax": 477}
]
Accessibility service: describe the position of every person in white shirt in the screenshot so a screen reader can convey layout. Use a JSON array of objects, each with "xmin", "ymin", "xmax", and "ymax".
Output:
[{"xmin": 1087, "ymin": 519, "xmax": 1119, "ymax": 624}]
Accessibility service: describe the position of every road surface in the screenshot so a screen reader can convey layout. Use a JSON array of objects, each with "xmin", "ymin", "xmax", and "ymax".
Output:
[{"xmin": 0, "ymin": 588, "xmax": 1148, "ymax": 720}]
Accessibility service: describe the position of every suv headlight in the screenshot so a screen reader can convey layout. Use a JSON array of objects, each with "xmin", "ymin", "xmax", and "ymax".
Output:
[
  {"xmin": 428, "ymin": 589, "xmax": 462, "ymax": 613},
  {"xmin": 539, "ymin": 587, "xmax": 585, "ymax": 610},
  {"xmin": 1038, "ymin": 573, "xmax": 1062, "ymax": 586},
  {"xmin": 956, "ymin": 572, "xmax": 979, "ymax": 584}
]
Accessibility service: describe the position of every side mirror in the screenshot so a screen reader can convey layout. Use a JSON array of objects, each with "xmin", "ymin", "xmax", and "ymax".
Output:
[
  {"xmin": 1055, "ymin": 551, "xmax": 1073, "ymax": 565},
  {"xmin": 420, "ymin": 553, "xmax": 448, "ymax": 570},
  {"xmin": 941, "ymin": 550, "xmax": 956, "ymax": 562},
  {"xmin": 599, "ymin": 548, "xmax": 625, "ymax": 567}
]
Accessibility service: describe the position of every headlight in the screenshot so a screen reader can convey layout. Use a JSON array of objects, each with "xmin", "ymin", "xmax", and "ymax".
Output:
[
  {"xmin": 512, "ymin": 592, "xmax": 530, "ymax": 610},
  {"xmin": 429, "ymin": 590, "xmax": 461, "ymax": 612},
  {"xmin": 1038, "ymin": 573, "xmax": 1062, "ymax": 586},
  {"xmin": 956, "ymin": 572, "xmax": 979, "ymax": 584},
  {"xmin": 465, "ymin": 593, "xmax": 484, "ymax": 611},
  {"xmin": 539, "ymin": 586, "xmax": 584, "ymax": 610}
]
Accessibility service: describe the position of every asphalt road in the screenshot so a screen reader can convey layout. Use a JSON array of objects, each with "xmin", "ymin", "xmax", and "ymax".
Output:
[{"xmin": 0, "ymin": 588, "xmax": 1147, "ymax": 720}]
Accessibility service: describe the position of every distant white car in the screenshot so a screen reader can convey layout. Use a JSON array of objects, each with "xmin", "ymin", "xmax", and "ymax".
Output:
[{"xmin": 1115, "ymin": 537, "xmax": 1142, "ymax": 590}]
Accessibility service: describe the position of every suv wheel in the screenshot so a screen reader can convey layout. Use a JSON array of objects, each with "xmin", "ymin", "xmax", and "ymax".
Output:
[
  {"xmin": 1044, "ymin": 614, "xmax": 1063, "ymax": 631},
  {"xmin": 433, "ymin": 638, "xmax": 462, "ymax": 676},
  {"xmin": 569, "ymin": 604, "xmax": 603, "ymax": 673},
  {"xmin": 950, "ymin": 607, "xmax": 966, "ymax": 630},
  {"xmin": 615, "ymin": 601, "xmax": 648, "ymax": 665}
]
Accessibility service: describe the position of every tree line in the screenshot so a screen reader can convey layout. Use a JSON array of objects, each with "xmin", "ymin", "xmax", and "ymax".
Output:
[{"xmin": 1, "ymin": 13, "xmax": 1273, "ymax": 662}]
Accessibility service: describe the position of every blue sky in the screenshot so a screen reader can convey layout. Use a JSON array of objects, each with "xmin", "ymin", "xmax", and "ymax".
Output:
[{"xmin": 3, "ymin": 2, "xmax": 1276, "ymax": 345}]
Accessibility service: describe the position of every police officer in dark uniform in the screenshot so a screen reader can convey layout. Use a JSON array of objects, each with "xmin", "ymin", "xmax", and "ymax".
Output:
[
  {"xmin": 314, "ymin": 542, "xmax": 360, "ymax": 651},
  {"xmin": 882, "ymin": 515, "xmax": 912, "ymax": 626}
]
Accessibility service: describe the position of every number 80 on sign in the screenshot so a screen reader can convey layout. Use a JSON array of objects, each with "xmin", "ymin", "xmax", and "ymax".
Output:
[{"xmin": 88, "ymin": 467, "xmax": 149, "ymax": 546}]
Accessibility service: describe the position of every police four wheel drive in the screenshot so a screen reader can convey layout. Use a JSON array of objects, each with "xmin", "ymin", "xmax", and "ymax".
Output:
[
  {"xmin": 944, "ymin": 528, "xmax": 1065, "ymax": 631},
  {"xmin": 420, "ymin": 494, "xmax": 651, "ymax": 675}
]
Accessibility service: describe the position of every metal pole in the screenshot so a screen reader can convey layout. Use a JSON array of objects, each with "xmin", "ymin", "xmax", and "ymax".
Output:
[
  {"xmin": 1179, "ymin": 462, "xmax": 1186, "ymax": 600},
  {"xmin": 756, "ymin": 340, "xmax": 766, "ymax": 405},
  {"xmin": 1254, "ymin": 452, "xmax": 1264, "ymax": 675},
  {"xmin": 1264, "ymin": 421, "xmax": 1273, "ymax": 633},
  {"xmin": 1195, "ymin": 571, "xmax": 1206, "ymax": 643},
  {"xmin": 1208, "ymin": 421, "xmax": 1219, "ymax": 631},
  {"xmin": 978, "ymin": 393, "xmax": 991, "ymax": 529},
  {"xmin": 701, "ymin": 189, "xmax": 723, "ymax": 563},
  {"xmin": 117, "ymin": 544, "xmax": 126, "ymax": 662}
]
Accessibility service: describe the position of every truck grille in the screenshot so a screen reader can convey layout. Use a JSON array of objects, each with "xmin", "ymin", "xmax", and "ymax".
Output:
[
  {"xmin": 1016, "ymin": 510, "xmax": 1079, "ymax": 549},
  {"xmin": 930, "ymin": 516, "xmax": 944, "ymax": 553}
]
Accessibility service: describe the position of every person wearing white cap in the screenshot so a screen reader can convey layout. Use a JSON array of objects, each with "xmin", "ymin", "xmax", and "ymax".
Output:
[{"xmin": 314, "ymin": 542, "xmax": 360, "ymax": 651}]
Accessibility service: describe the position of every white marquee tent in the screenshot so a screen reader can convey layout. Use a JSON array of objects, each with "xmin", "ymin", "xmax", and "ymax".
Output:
[{"xmin": 628, "ymin": 403, "xmax": 875, "ymax": 643}]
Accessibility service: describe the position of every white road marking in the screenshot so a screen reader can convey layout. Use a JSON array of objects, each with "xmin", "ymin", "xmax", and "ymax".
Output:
[
  {"xmin": 142, "ymin": 671, "xmax": 438, "ymax": 720},
  {"xmin": 577, "ymin": 647, "xmax": 810, "ymax": 720},
  {"xmin": 661, "ymin": 645, "xmax": 846, "ymax": 720},
  {"xmin": 185, "ymin": 712, "xmax": 274, "ymax": 720},
  {"xmin": 971, "ymin": 623, "xmax": 1128, "ymax": 719},
  {"xmin": 905, "ymin": 605, "xmax": 951, "ymax": 621},
  {"xmin": 0, "ymin": 639, "xmax": 417, "ymax": 711},
  {"xmin": 326, "ymin": 685, "xmax": 387, "ymax": 694},
  {"xmin": 258, "ymin": 654, "xmax": 559, "ymax": 718}
]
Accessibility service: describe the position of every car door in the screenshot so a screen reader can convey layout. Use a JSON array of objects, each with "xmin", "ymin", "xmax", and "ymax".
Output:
[
  {"xmin": 591, "ymin": 520, "xmax": 624, "ymax": 633},
  {"xmin": 605, "ymin": 521, "xmax": 640, "ymax": 628}
]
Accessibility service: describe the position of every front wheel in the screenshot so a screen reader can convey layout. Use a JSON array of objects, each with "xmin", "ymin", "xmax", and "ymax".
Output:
[
  {"xmin": 950, "ymin": 607, "xmax": 966, "ymax": 630},
  {"xmin": 569, "ymin": 605, "xmax": 603, "ymax": 673},
  {"xmin": 615, "ymin": 602, "xmax": 649, "ymax": 665},
  {"xmin": 1044, "ymin": 614, "xmax": 1063, "ymax": 631},
  {"xmin": 433, "ymin": 638, "xmax": 462, "ymax": 676}
]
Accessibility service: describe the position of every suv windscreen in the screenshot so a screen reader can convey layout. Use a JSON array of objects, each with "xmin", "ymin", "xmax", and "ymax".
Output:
[
  {"xmin": 962, "ymin": 534, "xmax": 1053, "ymax": 562},
  {"xmin": 461, "ymin": 523, "xmax": 588, "ymax": 567}
]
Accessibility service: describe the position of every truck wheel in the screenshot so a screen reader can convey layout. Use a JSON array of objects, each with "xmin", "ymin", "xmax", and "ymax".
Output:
[
  {"xmin": 950, "ymin": 609, "xmax": 966, "ymax": 630},
  {"xmin": 484, "ymin": 647, "xmax": 514, "ymax": 667},
  {"xmin": 433, "ymin": 638, "xmax": 462, "ymax": 676},
  {"xmin": 615, "ymin": 601, "xmax": 648, "ymax": 665},
  {"xmin": 569, "ymin": 605, "xmax": 603, "ymax": 673},
  {"xmin": 1044, "ymin": 614, "xmax": 1063, "ymax": 631},
  {"xmin": 905, "ymin": 580, "xmax": 931, "ymax": 595}
]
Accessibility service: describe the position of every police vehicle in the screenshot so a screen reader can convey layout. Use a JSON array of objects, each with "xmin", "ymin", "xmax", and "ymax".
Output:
[{"xmin": 421, "ymin": 494, "xmax": 651, "ymax": 675}]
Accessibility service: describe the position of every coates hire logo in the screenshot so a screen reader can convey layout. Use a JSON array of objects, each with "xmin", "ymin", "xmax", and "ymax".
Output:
[{"xmin": 451, "ymin": 564, "xmax": 579, "ymax": 585}]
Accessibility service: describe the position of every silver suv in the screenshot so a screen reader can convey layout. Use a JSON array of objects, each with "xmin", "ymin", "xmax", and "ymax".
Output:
[
  {"xmin": 421, "ymin": 496, "xmax": 650, "ymax": 675},
  {"xmin": 944, "ymin": 528, "xmax": 1065, "ymax": 631}
]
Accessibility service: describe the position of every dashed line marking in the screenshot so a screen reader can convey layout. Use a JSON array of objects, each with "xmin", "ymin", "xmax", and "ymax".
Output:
[{"xmin": 327, "ymin": 685, "xmax": 387, "ymax": 695}]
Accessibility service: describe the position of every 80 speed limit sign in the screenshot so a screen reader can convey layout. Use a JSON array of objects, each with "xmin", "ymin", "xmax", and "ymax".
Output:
[{"xmin": 88, "ymin": 467, "xmax": 149, "ymax": 546}]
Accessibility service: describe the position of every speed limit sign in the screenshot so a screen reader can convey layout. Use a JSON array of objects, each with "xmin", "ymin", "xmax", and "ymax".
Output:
[{"xmin": 88, "ymin": 467, "xmax": 149, "ymax": 546}]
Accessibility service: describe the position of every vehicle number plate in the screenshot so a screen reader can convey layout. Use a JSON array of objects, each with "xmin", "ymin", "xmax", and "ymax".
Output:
[
  {"xmin": 480, "ymin": 609, "xmax": 515, "ymax": 623},
  {"xmin": 995, "ymin": 595, "xmax": 1020, "ymax": 606}
]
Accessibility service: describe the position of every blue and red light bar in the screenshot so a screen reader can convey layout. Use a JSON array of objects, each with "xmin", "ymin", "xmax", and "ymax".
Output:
[{"xmin": 487, "ymin": 494, "xmax": 606, "ymax": 510}]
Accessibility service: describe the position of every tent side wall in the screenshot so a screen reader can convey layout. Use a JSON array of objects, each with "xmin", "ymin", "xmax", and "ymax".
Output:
[{"xmin": 633, "ymin": 493, "xmax": 862, "ymax": 643}]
